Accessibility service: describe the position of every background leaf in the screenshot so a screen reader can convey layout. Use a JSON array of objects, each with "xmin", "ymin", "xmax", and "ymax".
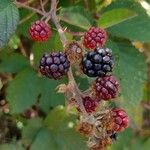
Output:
[
  {"xmin": 103, "ymin": 0, "xmax": 150, "ymax": 42},
  {"xmin": 59, "ymin": 6, "xmax": 94, "ymax": 30},
  {"xmin": 0, "ymin": 0, "xmax": 19, "ymax": 48},
  {"xmin": 6, "ymin": 68, "xmax": 40, "ymax": 113},
  {"xmin": 0, "ymin": 52, "xmax": 30, "ymax": 73},
  {"xmin": 98, "ymin": 8, "xmax": 137, "ymax": 28},
  {"xmin": 106, "ymin": 40, "xmax": 147, "ymax": 117}
]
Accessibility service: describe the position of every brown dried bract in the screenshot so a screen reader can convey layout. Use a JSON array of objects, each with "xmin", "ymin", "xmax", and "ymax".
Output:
[
  {"xmin": 65, "ymin": 41, "xmax": 83, "ymax": 64},
  {"xmin": 89, "ymin": 137, "xmax": 112, "ymax": 150},
  {"xmin": 76, "ymin": 121, "xmax": 94, "ymax": 137}
]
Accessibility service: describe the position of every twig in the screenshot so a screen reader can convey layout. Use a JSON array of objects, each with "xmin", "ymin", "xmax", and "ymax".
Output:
[
  {"xmin": 19, "ymin": 41, "xmax": 28, "ymax": 57},
  {"xmin": 14, "ymin": 0, "xmax": 44, "ymax": 15},
  {"xmin": 40, "ymin": 0, "xmax": 46, "ymax": 12},
  {"xmin": 66, "ymin": 30, "xmax": 84, "ymax": 36},
  {"xmin": 50, "ymin": 0, "xmax": 67, "ymax": 46},
  {"xmin": 19, "ymin": 0, "xmax": 49, "ymax": 24},
  {"xmin": 50, "ymin": 0, "xmax": 88, "ymax": 115},
  {"xmin": 19, "ymin": 12, "xmax": 35, "ymax": 24}
]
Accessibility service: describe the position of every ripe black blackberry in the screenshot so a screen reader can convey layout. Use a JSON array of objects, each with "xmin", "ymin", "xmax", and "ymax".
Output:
[
  {"xmin": 39, "ymin": 52, "xmax": 70, "ymax": 80},
  {"xmin": 82, "ymin": 47, "xmax": 114, "ymax": 77}
]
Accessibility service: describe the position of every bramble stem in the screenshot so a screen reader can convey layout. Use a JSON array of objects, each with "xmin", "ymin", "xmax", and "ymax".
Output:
[
  {"xmin": 50, "ymin": 0, "xmax": 88, "ymax": 115},
  {"xmin": 14, "ymin": 0, "xmax": 44, "ymax": 15},
  {"xmin": 50, "ymin": 0, "xmax": 67, "ymax": 46},
  {"xmin": 40, "ymin": 0, "xmax": 46, "ymax": 12}
]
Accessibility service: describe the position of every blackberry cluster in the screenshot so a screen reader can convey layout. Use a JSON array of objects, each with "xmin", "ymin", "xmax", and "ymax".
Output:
[
  {"xmin": 82, "ymin": 47, "xmax": 114, "ymax": 77},
  {"xmin": 39, "ymin": 52, "xmax": 70, "ymax": 80},
  {"xmin": 29, "ymin": 20, "xmax": 51, "ymax": 42},
  {"xmin": 94, "ymin": 75, "xmax": 119, "ymax": 100},
  {"xmin": 83, "ymin": 27, "xmax": 107, "ymax": 49}
]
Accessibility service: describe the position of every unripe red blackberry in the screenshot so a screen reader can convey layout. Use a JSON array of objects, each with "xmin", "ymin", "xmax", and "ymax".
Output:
[
  {"xmin": 29, "ymin": 20, "xmax": 52, "ymax": 42},
  {"xmin": 77, "ymin": 96, "xmax": 99, "ymax": 114},
  {"xmin": 81, "ymin": 47, "xmax": 114, "ymax": 77},
  {"xmin": 83, "ymin": 27, "xmax": 107, "ymax": 49},
  {"xmin": 94, "ymin": 75, "xmax": 119, "ymax": 100},
  {"xmin": 112, "ymin": 108, "xmax": 129, "ymax": 132},
  {"xmin": 39, "ymin": 52, "xmax": 70, "ymax": 80}
]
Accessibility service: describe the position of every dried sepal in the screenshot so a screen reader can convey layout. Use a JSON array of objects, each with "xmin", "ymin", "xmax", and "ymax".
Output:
[
  {"xmin": 65, "ymin": 41, "xmax": 83, "ymax": 64},
  {"xmin": 88, "ymin": 136, "xmax": 112, "ymax": 150},
  {"xmin": 76, "ymin": 121, "xmax": 94, "ymax": 137}
]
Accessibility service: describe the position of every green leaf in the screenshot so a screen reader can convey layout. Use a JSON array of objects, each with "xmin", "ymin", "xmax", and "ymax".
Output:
[
  {"xmin": 38, "ymin": 77, "xmax": 66, "ymax": 113},
  {"xmin": 6, "ymin": 68, "xmax": 40, "ymax": 113},
  {"xmin": 6, "ymin": 68, "xmax": 66, "ymax": 114},
  {"xmin": 0, "ymin": 143, "xmax": 24, "ymax": 150},
  {"xmin": 22, "ymin": 118, "xmax": 43, "ymax": 146},
  {"xmin": 103, "ymin": 0, "xmax": 150, "ymax": 42},
  {"xmin": 0, "ymin": 0, "xmax": 19, "ymax": 48},
  {"xmin": 110, "ymin": 128, "xmax": 150, "ymax": 150},
  {"xmin": 110, "ymin": 128, "xmax": 134, "ymax": 150},
  {"xmin": 59, "ymin": 6, "xmax": 94, "ymax": 30},
  {"xmin": 75, "ymin": 75, "xmax": 90, "ymax": 91},
  {"xmin": 108, "ymin": 15, "xmax": 150, "ymax": 42},
  {"xmin": 31, "ymin": 107, "xmax": 87, "ymax": 150},
  {"xmin": 98, "ymin": 8, "xmax": 137, "ymax": 28},
  {"xmin": 30, "ymin": 128, "xmax": 56, "ymax": 150},
  {"xmin": 0, "ymin": 52, "xmax": 30, "ymax": 73},
  {"xmin": 44, "ymin": 106, "xmax": 74, "ymax": 130},
  {"xmin": 106, "ymin": 40, "xmax": 147, "ymax": 117}
]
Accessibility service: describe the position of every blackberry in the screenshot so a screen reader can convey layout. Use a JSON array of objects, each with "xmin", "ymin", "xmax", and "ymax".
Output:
[
  {"xmin": 77, "ymin": 96, "xmax": 99, "ymax": 114},
  {"xmin": 82, "ymin": 47, "xmax": 114, "ymax": 77},
  {"xmin": 29, "ymin": 20, "xmax": 52, "ymax": 42},
  {"xmin": 83, "ymin": 27, "xmax": 107, "ymax": 49},
  {"xmin": 94, "ymin": 75, "xmax": 119, "ymax": 100},
  {"xmin": 39, "ymin": 52, "xmax": 70, "ymax": 80},
  {"xmin": 112, "ymin": 108, "xmax": 129, "ymax": 132}
]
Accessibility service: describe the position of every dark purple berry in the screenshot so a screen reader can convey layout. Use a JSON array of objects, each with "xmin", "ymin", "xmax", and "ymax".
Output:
[{"xmin": 39, "ymin": 52, "xmax": 70, "ymax": 80}]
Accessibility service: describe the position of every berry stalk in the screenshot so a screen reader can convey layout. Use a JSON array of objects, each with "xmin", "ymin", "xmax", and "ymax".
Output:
[
  {"xmin": 50, "ymin": 0, "xmax": 88, "ymax": 115},
  {"xmin": 14, "ymin": 0, "xmax": 45, "ymax": 15}
]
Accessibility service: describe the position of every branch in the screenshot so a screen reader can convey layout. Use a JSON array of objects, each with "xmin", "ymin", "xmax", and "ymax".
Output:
[
  {"xmin": 14, "ymin": 1, "xmax": 44, "ymax": 15},
  {"xmin": 40, "ymin": 0, "xmax": 46, "ymax": 12},
  {"xmin": 50, "ymin": 0, "xmax": 67, "ymax": 46},
  {"xmin": 50, "ymin": 0, "xmax": 88, "ymax": 115}
]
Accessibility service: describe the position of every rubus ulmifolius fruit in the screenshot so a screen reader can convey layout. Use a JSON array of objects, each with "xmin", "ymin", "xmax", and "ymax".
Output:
[
  {"xmin": 82, "ymin": 47, "xmax": 114, "ymax": 77},
  {"xmin": 112, "ymin": 108, "xmax": 129, "ymax": 132},
  {"xmin": 83, "ymin": 27, "xmax": 107, "ymax": 49},
  {"xmin": 93, "ymin": 75, "xmax": 119, "ymax": 100},
  {"xmin": 77, "ymin": 96, "xmax": 99, "ymax": 114},
  {"xmin": 29, "ymin": 20, "xmax": 52, "ymax": 42},
  {"xmin": 39, "ymin": 52, "xmax": 70, "ymax": 80}
]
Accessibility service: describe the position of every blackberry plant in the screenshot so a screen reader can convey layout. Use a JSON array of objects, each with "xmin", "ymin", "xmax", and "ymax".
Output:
[{"xmin": 0, "ymin": 0, "xmax": 149, "ymax": 150}]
